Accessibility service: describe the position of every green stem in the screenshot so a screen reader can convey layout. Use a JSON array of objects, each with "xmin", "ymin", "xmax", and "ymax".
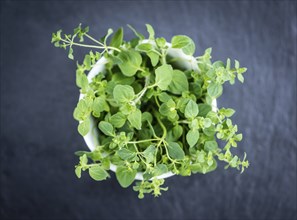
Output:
[
  {"xmin": 133, "ymin": 76, "xmax": 150, "ymax": 104},
  {"xmin": 128, "ymin": 138, "xmax": 160, "ymax": 144},
  {"xmin": 60, "ymin": 39, "xmax": 121, "ymax": 52},
  {"xmin": 85, "ymin": 33, "xmax": 104, "ymax": 46}
]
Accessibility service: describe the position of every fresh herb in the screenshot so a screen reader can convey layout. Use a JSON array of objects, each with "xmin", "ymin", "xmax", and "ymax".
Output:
[{"xmin": 52, "ymin": 24, "xmax": 249, "ymax": 198}]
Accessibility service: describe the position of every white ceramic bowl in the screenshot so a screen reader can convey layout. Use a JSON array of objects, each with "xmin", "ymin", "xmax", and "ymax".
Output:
[{"xmin": 79, "ymin": 41, "xmax": 217, "ymax": 180}]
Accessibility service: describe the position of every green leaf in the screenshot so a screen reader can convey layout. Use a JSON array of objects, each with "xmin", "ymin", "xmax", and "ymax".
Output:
[
  {"xmin": 116, "ymin": 166, "xmax": 137, "ymax": 188},
  {"xmin": 128, "ymin": 109, "xmax": 142, "ymax": 130},
  {"xmin": 237, "ymin": 73, "xmax": 244, "ymax": 83},
  {"xmin": 89, "ymin": 165, "xmax": 110, "ymax": 181},
  {"xmin": 154, "ymin": 164, "xmax": 168, "ymax": 176},
  {"xmin": 136, "ymin": 43, "xmax": 153, "ymax": 52},
  {"xmin": 219, "ymin": 108, "xmax": 235, "ymax": 117},
  {"xmin": 80, "ymin": 154, "xmax": 88, "ymax": 165},
  {"xmin": 78, "ymin": 118, "xmax": 90, "ymax": 136},
  {"xmin": 171, "ymin": 35, "xmax": 195, "ymax": 55},
  {"xmin": 172, "ymin": 125, "xmax": 183, "ymax": 140},
  {"xmin": 76, "ymin": 70, "xmax": 89, "ymax": 90},
  {"xmin": 68, "ymin": 47, "xmax": 74, "ymax": 59},
  {"xmin": 235, "ymin": 60, "xmax": 240, "ymax": 69},
  {"xmin": 92, "ymin": 97, "xmax": 108, "ymax": 117},
  {"xmin": 147, "ymin": 51, "xmax": 159, "ymax": 67},
  {"xmin": 190, "ymin": 160, "xmax": 217, "ymax": 174},
  {"xmin": 110, "ymin": 27, "xmax": 123, "ymax": 48},
  {"xmin": 207, "ymin": 82, "xmax": 223, "ymax": 98},
  {"xmin": 168, "ymin": 70, "xmax": 189, "ymax": 95},
  {"xmin": 185, "ymin": 100, "xmax": 199, "ymax": 119},
  {"xmin": 186, "ymin": 129, "xmax": 199, "ymax": 148},
  {"xmin": 159, "ymin": 103, "xmax": 170, "ymax": 115},
  {"xmin": 113, "ymin": 85, "xmax": 135, "ymax": 103},
  {"xmin": 158, "ymin": 92, "xmax": 172, "ymax": 103},
  {"xmin": 198, "ymin": 104, "xmax": 212, "ymax": 117},
  {"xmin": 156, "ymin": 37, "xmax": 166, "ymax": 48},
  {"xmin": 142, "ymin": 145, "xmax": 156, "ymax": 163},
  {"xmin": 167, "ymin": 142, "xmax": 185, "ymax": 160},
  {"xmin": 204, "ymin": 141, "xmax": 218, "ymax": 152},
  {"xmin": 135, "ymin": 43, "xmax": 159, "ymax": 66},
  {"xmin": 75, "ymin": 166, "xmax": 82, "ymax": 178},
  {"xmin": 118, "ymin": 50, "xmax": 142, "ymax": 76},
  {"xmin": 98, "ymin": 121, "xmax": 114, "ymax": 136},
  {"xmin": 118, "ymin": 148, "xmax": 137, "ymax": 161},
  {"xmin": 155, "ymin": 64, "xmax": 173, "ymax": 90},
  {"xmin": 110, "ymin": 112, "xmax": 126, "ymax": 128},
  {"xmin": 146, "ymin": 24, "xmax": 155, "ymax": 40}
]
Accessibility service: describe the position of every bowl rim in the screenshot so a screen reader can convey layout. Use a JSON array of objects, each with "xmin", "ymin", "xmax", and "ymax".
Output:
[{"xmin": 78, "ymin": 41, "xmax": 217, "ymax": 180}]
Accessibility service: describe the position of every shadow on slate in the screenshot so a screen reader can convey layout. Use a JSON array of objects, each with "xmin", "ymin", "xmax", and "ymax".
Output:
[{"xmin": 0, "ymin": 1, "xmax": 296, "ymax": 220}]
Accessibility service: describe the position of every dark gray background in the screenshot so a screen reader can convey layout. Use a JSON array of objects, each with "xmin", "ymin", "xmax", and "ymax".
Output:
[{"xmin": 1, "ymin": 1, "xmax": 296, "ymax": 220}]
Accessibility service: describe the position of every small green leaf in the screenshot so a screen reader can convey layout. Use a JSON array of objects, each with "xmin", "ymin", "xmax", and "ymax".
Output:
[
  {"xmin": 198, "ymin": 104, "xmax": 212, "ymax": 117},
  {"xmin": 110, "ymin": 112, "xmax": 126, "ymax": 128},
  {"xmin": 155, "ymin": 64, "xmax": 173, "ymax": 90},
  {"xmin": 154, "ymin": 164, "xmax": 168, "ymax": 176},
  {"xmin": 83, "ymin": 55, "xmax": 91, "ymax": 70},
  {"xmin": 147, "ymin": 51, "xmax": 159, "ymax": 66},
  {"xmin": 128, "ymin": 109, "xmax": 142, "ymax": 130},
  {"xmin": 116, "ymin": 166, "xmax": 137, "ymax": 188},
  {"xmin": 142, "ymin": 145, "xmax": 156, "ymax": 163},
  {"xmin": 113, "ymin": 85, "xmax": 135, "ymax": 103},
  {"xmin": 171, "ymin": 35, "xmax": 195, "ymax": 55},
  {"xmin": 186, "ymin": 129, "xmax": 199, "ymax": 148},
  {"xmin": 185, "ymin": 100, "xmax": 199, "ymax": 119},
  {"xmin": 68, "ymin": 47, "xmax": 74, "ymax": 59},
  {"xmin": 118, "ymin": 148, "xmax": 137, "ymax": 161},
  {"xmin": 158, "ymin": 92, "xmax": 172, "ymax": 103},
  {"xmin": 237, "ymin": 73, "xmax": 244, "ymax": 83},
  {"xmin": 92, "ymin": 97, "xmax": 108, "ymax": 117},
  {"xmin": 207, "ymin": 82, "xmax": 223, "ymax": 98},
  {"xmin": 89, "ymin": 165, "xmax": 110, "ymax": 181},
  {"xmin": 156, "ymin": 37, "xmax": 166, "ymax": 48},
  {"xmin": 204, "ymin": 141, "xmax": 218, "ymax": 152},
  {"xmin": 118, "ymin": 50, "xmax": 142, "ymax": 76},
  {"xmin": 78, "ymin": 118, "xmax": 90, "ymax": 136},
  {"xmin": 167, "ymin": 142, "xmax": 185, "ymax": 160},
  {"xmin": 76, "ymin": 70, "xmax": 89, "ymax": 90},
  {"xmin": 98, "ymin": 121, "xmax": 114, "ymax": 136},
  {"xmin": 146, "ymin": 24, "xmax": 155, "ymax": 40},
  {"xmin": 172, "ymin": 125, "xmax": 183, "ymax": 140},
  {"xmin": 80, "ymin": 154, "xmax": 88, "ymax": 165},
  {"xmin": 168, "ymin": 70, "xmax": 189, "ymax": 95},
  {"xmin": 110, "ymin": 27, "xmax": 123, "ymax": 48},
  {"xmin": 136, "ymin": 43, "xmax": 153, "ymax": 52},
  {"xmin": 75, "ymin": 166, "xmax": 82, "ymax": 178},
  {"xmin": 235, "ymin": 60, "xmax": 240, "ymax": 69},
  {"xmin": 219, "ymin": 108, "xmax": 235, "ymax": 117}
]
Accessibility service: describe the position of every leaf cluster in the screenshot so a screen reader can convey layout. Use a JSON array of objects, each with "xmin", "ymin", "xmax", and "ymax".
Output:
[{"xmin": 52, "ymin": 24, "xmax": 249, "ymax": 198}]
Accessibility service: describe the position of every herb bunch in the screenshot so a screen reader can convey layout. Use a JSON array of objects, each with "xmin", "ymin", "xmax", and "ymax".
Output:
[{"xmin": 52, "ymin": 24, "xmax": 249, "ymax": 198}]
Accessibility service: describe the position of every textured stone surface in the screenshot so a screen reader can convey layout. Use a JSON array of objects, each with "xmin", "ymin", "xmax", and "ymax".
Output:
[{"xmin": 0, "ymin": 1, "xmax": 296, "ymax": 220}]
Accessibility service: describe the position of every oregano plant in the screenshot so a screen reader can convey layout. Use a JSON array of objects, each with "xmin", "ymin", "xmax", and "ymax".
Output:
[{"xmin": 52, "ymin": 24, "xmax": 249, "ymax": 198}]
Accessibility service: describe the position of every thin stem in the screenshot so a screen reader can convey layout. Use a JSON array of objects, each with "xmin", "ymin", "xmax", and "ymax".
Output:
[
  {"xmin": 154, "ymin": 95, "xmax": 161, "ymax": 108},
  {"xmin": 85, "ymin": 33, "xmax": 104, "ymax": 46},
  {"xmin": 153, "ymin": 110, "xmax": 167, "ymax": 140},
  {"xmin": 128, "ymin": 138, "xmax": 160, "ymax": 144},
  {"xmin": 60, "ymin": 39, "xmax": 121, "ymax": 52},
  {"xmin": 133, "ymin": 76, "xmax": 150, "ymax": 104}
]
